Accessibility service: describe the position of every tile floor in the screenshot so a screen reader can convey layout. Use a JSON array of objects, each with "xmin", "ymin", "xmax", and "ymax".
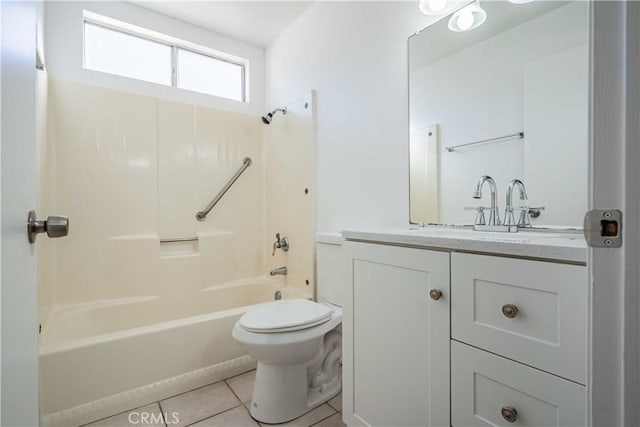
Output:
[{"xmin": 84, "ymin": 370, "xmax": 345, "ymax": 427}]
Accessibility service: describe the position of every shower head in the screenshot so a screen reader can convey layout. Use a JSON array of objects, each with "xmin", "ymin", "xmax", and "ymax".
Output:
[{"xmin": 261, "ymin": 107, "xmax": 287, "ymax": 125}]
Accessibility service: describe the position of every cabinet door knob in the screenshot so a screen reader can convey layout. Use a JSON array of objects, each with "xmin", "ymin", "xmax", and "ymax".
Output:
[
  {"xmin": 501, "ymin": 406, "xmax": 518, "ymax": 423},
  {"xmin": 429, "ymin": 289, "xmax": 442, "ymax": 301},
  {"xmin": 501, "ymin": 304, "xmax": 519, "ymax": 318}
]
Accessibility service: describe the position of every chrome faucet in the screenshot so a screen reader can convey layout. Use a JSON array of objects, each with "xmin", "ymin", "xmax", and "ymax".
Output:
[
  {"xmin": 272, "ymin": 233, "xmax": 290, "ymax": 256},
  {"xmin": 504, "ymin": 179, "xmax": 528, "ymax": 226},
  {"xmin": 270, "ymin": 266, "xmax": 287, "ymax": 276},
  {"xmin": 472, "ymin": 175, "xmax": 501, "ymax": 226}
]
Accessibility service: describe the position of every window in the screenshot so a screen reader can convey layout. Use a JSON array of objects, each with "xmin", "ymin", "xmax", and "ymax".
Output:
[
  {"xmin": 83, "ymin": 12, "xmax": 248, "ymax": 102},
  {"xmin": 177, "ymin": 49, "xmax": 244, "ymax": 102}
]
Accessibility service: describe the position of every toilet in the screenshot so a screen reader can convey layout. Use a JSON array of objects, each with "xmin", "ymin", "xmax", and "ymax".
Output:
[{"xmin": 232, "ymin": 237, "xmax": 344, "ymax": 424}]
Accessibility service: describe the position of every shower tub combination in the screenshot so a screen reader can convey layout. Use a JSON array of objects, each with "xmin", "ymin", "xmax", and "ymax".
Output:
[{"xmin": 40, "ymin": 278, "xmax": 306, "ymax": 427}]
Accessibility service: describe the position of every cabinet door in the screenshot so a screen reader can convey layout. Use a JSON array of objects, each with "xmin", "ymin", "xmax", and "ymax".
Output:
[
  {"xmin": 451, "ymin": 341, "xmax": 586, "ymax": 426},
  {"xmin": 343, "ymin": 242, "xmax": 450, "ymax": 427}
]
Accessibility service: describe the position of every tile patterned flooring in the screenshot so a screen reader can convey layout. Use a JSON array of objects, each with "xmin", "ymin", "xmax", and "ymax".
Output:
[{"xmin": 85, "ymin": 370, "xmax": 345, "ymax": 427}]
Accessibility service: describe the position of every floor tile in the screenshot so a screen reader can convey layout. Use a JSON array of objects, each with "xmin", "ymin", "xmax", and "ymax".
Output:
[
  {"xmin": 84, "ymin": 403, "xmax": 164, "ymax": 427},
  {"xmin": 160, "ymin": 381, "xmax": 240, "ymax": 427},
  {"xmin": 311, "ymin": 413, "xmax": 345, "ymax": 427},
  {"xmin": 189, "ymin": 406, "xmax": 258, "ymax": 427},
  {"xmin": 259, "ymin": 404, "xmax": 336, "ymax": 427},
  {"xmin": 225, "ymin": 370, "xmax": 256, "ymax": 403},
  {"xmin": 327, "ymin": 393, "xmax": 342, "ymax": 412}
]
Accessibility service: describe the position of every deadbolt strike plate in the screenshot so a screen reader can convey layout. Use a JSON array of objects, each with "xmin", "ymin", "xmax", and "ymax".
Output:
[{"xmin": 583, "ymin": 209, "xmax": 622, "ymax": 248}]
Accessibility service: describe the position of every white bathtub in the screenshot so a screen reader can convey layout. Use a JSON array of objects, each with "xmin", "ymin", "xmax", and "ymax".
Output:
[{"xmin": 40, "ymin": 279, "xmax": 306, "ymax": 427}]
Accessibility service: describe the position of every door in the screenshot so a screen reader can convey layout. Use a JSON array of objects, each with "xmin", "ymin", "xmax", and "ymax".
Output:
[
  {"xmin": 343, "ymin": 241, "xmax": 450, "ymax": 427},
  {"xmin": 590, "ymin": 2, "xmax": 640, "ymax": 426},
  {"xmin": 1, "ymin": 1, "xmax": 40, "ymax": 425}
]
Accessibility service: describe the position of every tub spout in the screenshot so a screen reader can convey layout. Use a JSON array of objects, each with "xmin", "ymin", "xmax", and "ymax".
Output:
[{"xmin": 270, "ymin": 266, "xmax": 287, "ymax": 276}]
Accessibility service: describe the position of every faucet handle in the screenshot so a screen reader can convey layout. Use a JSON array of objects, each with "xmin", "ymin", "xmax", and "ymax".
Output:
[
  {"xmin": 514, "ymin": 206, "xmax": 545, "ymax": 226},
  {"xmin": 464, "ymin": 206, "xmax": 487, "ymax": 225}
]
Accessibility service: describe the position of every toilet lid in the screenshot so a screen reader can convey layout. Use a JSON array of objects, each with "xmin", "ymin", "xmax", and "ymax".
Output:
[{"xmin": 238, "ymin": 299, "xmax": 333, "ymax": 333}]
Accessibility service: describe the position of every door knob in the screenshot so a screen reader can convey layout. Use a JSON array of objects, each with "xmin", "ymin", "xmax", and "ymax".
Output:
[
  {"xmin": 28, "ymin": 210, "xmax": 69, "ymax": 243},
  {"xmin": 429, "ymin": 289, "xmax": 443, "ymax": 301}
]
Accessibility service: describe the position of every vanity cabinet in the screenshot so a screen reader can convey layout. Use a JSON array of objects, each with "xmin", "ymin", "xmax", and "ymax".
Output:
[
  {"xmin": 342, "ymin": 242, "xmax": 451, "ymax": 427},
  {"xmin": 343, "ymin": 239, "xmax": 588, "ymax": 427}
]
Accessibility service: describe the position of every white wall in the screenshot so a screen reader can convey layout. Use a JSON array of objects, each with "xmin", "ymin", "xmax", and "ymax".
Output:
[
  {"xmin": 266, "ymin": 2, "xmax": 437, "ymax": 232},
  {"xmin": 45, "ymin": 1, "xmax": 265, "ymax": 116}
]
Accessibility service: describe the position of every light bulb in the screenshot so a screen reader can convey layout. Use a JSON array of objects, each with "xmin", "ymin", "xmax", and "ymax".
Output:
[
  {"xmin": 429, "ymin": 0, "xmax": 447, "ymax": 12},
  {"xmin": 447, "ymin": 0, "xmax": 486, "ymax": 32},
  {"xmin": 419, "ymin": 0, "xmax": 448, "ymax": 15},
  {"xmin": 456, "ymin": 10, "xmax": 474, "ymax": 31}
]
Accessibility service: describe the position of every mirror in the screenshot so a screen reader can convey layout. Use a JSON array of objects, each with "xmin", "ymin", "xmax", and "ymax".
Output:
[{"xmin": 409, "ymin": 1, "xmax": 588, "ymax": 228}]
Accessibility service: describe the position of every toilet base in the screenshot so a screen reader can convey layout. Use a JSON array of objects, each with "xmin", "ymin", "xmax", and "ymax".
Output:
[{"xmin": 248, "ymin": 362, "xmax": 341, "ymax": 424}]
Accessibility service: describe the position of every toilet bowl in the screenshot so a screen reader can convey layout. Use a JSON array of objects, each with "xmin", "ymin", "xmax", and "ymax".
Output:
[
  {"xmin": 232, "ymin": 236, "xmax": 345, "ymax": 423},
  {"xmin": 232, "ymin": 299, "xmax": 342, "ymax": 424}
]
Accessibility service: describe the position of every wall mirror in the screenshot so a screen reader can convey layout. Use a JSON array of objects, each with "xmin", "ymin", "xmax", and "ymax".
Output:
[{"xmin": 409, "ymin": 1, "xmax": 588, "ymax": 228}]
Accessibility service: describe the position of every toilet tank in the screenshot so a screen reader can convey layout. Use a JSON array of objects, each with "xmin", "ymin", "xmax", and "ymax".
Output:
[{"xmin": 316, "ymin": 233, "xmax": 345, "ymax": 307}]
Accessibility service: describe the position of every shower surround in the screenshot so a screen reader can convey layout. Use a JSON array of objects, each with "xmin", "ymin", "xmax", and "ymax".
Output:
[{"xmin": 39, "ymin": 80, "xmax": 315, "ymax": 425}]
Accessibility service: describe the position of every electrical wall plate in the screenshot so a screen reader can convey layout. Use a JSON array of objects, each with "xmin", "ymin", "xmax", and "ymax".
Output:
[{"xmin": 583, "ymin": 209, "xmax": 622, "ymax": 248}]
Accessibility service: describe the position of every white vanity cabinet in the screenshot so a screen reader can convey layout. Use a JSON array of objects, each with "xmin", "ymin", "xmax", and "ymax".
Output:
[
  {"xmin": 342, "ymin": 241, "xmax": 451, "ymax": 427},
  {"xmin": 342, "ymin": 235, "xmax": 588, "ymax": 427}
]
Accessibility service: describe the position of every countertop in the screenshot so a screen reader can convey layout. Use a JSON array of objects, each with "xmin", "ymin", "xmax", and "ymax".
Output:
[{"xmin": 341, "ymin": 226, "xmax": 587, "ymax": 264}]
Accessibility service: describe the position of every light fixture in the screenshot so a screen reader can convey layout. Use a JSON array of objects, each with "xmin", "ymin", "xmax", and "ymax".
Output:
[
  {"xmin": 448, "ymin": 0, "xmax": 487, "ymax": 32},
  {"xmin": 419, "ymin": 0, "xmax": 448, "ymax": 15},
  {"xmin": 508, "ymin": 0, "xmax": 535, "ymax": 3}
]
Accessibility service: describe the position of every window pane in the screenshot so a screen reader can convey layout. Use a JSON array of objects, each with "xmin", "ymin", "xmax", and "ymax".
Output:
[
  {"xmin": 84, "ymin": 23, "xmax": 172, "ymax": 86},
  {"xmin": 177, "ymin": 49, "xmax": 244, "ymax": 102}
]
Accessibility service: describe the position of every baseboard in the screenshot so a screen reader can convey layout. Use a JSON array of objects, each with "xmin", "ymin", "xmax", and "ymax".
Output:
[{"xmin": 42, "ymin": 355, "xmax": 256, "ymax": 427}]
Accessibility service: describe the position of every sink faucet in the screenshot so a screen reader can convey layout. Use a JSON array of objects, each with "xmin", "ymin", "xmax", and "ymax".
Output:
[
  {"xmin": 504, "ymin": 179, "xmax": 528, "ymax": 226},
  {"xmin": 270, "ymin": 266, "xmax": 287, "ymax": 276},
  {"xmin": 472, "ymin": 175, "xmax": 500, "ymax": 226}
]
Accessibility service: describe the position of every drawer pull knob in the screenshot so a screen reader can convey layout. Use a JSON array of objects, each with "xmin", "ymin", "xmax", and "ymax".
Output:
[
  {"xmin": 501, "ymin": 304, "xmax": 519, "ymax": 318},
  {"xmin": 501, "ymin": 406, "xmax": 518, "ymax": 423},
  {"xmin": 429, "ymin": 289, "xmax": 442, "ymax": 301}
]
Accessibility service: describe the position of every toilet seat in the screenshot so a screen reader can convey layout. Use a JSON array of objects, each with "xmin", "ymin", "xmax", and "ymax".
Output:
[{"xmin": 239, "ymin": 299, "xmax": 333, "ymax": 333}]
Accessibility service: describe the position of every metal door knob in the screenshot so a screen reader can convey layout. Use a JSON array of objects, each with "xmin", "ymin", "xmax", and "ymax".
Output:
[
  {"xmin": 501, "ymin": 406, "xmax": 518, "ymax": 423},
  {"xmin": 501, "ymin": 304, "xmax": 519, "ymax": 319},
  {"xmin": 429, "ymin": 289, "xmax": 443, "ymax": 301},
  {"xmin": 28, "ymin": 210, "xmax": 69, "ymax": 243}
]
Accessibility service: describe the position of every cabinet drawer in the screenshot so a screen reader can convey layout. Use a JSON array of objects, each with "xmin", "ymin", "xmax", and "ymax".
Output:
[
  {"xmin": 451, "ymin": 253, "xmax": 587, "ymax": 383},
  {"xmin": 452, "ymin": 341, "xmax": 586, "ymax": 427}
]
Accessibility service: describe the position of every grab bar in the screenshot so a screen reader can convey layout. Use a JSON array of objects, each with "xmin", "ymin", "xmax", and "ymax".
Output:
[
  {"xmin": 446, "ymin": 132, "xmax": 524, "ymax": 152},
  {"xmin": 160, "ymin": 237, "xmax": 198, "ymax": 244},
  {"xmin": 196, "ymin": 157, "xmax": 252, "ymax": 221}
]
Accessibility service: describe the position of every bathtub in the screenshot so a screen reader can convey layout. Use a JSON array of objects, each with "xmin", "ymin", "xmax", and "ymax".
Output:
[{"xmin": 40, "ymin": 278, "xmax": 307, "ymax": 427}]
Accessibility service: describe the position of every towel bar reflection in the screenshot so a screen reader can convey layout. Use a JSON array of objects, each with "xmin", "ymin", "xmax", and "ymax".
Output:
[
  {"xmin": 196, "ymin": 157, "xmax": 252, "ymax": 222},
  {"xmin": 446, "ymin": 132, "xmax": 524, "ymax": 152},
  {"xmin": 159, "ymin": 237, "xmax": 198, "ymax": 244}
]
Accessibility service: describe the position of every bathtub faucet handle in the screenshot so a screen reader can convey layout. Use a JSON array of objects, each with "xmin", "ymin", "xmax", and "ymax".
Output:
[{"xmin": 272, "ymin": 233, "xmax": 290, "ymax": 256}]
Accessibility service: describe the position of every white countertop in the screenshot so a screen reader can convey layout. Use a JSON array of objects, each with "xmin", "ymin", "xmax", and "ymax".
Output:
[{"xmin": 342, "ymin": 226, "xmax": 587, "ymax": 264}]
